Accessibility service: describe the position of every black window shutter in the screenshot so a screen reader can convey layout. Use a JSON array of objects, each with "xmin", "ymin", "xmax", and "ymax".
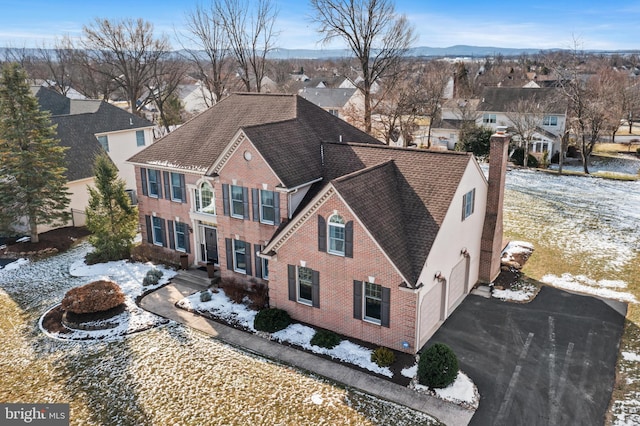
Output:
[
  {"xmin": 353, "ymin": 280, "xmax": 363, "ymax": 319},
  {"xmin": 318, "ymin": 216, "xmax": 326, "ymax": 252},
  {"xmin": 381, "ymin": 287, "xmax": 391, "ymax": 328},
  {"xmin": 184, "ymin": 226, "xmax": 191, "ymax": 254},
  {"xmin": 245, "ymin": 243, "xmax": 252, "ymax": 276},
  {"xmin": 141, "ymin": 168, "xmax": 148, "ymax": 196},
  {"xmin": 222, "ymin": 184, "xmax": 230, "ymax": 216},
  {"xmin": 180, "ymin": 174, "xmax": 186, "ymax": 203},
  {"xmin": 225, "ymin": 238, "xmax": 233, "ymax": 270},
  {"xmin": 168, "ymin": 220, "xmax": 175, "ymax": 250},
  {"xmin": 345, "ymin": 221, "xmax": 354, "ymax": 258},
  {"xmin": 160, "ymin": 218, "xmax": 167, "ymax": 247},
  {"xmin": 311, "ymin": 270, "xmax": 320, "ymax": 308},
  {"xmin": 288, "ymin": 265, "xmax": 296, "ymax": 301},
  {"xmin": 274, "ymin": 192, "xmax": 281, "ymax": 225},
  {"xmin": 254, "ymin": 244, "xmax": 262, "ymax": 278},
  {"xmin": 145, "ymin": 215, "xmax": 152, "ymax": 243},
  {"xmin": 242, "ymin": 187, "xmax": 250, "ymax": 219},
  {"xmin": 163, "ymin": 171, "xmax": 170, "ymax": 200},
  {"xmin": 252, "ymin": 188, "xmax": 259, "ymax": 222}
]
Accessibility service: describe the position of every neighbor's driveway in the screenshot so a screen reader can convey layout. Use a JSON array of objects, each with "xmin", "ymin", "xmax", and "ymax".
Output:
[{"xmin": 426, "ymin": 286, "xmax": 626, "ymax": 426}]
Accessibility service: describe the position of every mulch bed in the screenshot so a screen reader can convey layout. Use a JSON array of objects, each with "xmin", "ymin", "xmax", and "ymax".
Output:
[{"xmin": 2, "ymin": 226, "xmax": 90, "ymax": 258}]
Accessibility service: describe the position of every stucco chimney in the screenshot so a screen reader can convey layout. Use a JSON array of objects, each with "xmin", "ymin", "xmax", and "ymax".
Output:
[{"xmin": 479, "ymin": 129, "xmax": 510, "ymax": 283}]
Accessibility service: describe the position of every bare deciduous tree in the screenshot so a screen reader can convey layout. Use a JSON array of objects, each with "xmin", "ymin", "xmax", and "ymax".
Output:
[
  {"xmin": 82, "ymin": 18, "xmax": 171, "ymax": 115},
  {"xmin": 37, "ymin": 36, "xmax": 78, "ymax": 95},
  {"xmin": 505, "ymin": 97, "xmax": 547, "ymax": 167},
  {"xmin": 147, "ymin": 58, "xmax": 187, "ymax": 133},
  {"xmin": 310, "ymin": 0, "xmax": 416, "ymax": 133}
]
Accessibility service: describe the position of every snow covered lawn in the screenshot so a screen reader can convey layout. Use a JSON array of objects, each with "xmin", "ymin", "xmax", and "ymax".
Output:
[{"xmin": 541, "ymin": 273, "xmax": 636, "ymax": 303}]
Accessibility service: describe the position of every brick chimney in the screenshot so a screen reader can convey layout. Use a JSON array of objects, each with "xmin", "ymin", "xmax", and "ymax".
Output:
[{"xmin": 479, "ymin": 127, "xmax": 510, "ymax": 283}]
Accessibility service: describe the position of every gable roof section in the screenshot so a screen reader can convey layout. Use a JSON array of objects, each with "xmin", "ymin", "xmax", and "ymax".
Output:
[
  {"xmin": 323, "ymin": 143, "xmax": 474, "ymax": 286},
  {"xmin": 298, "ymin": 87, "xmax": 358, "ymax": 109},
  {"xmin": 51, "ymin": 114, "xmax": 107, "ymax": 181},
  {"xmin": 477, "ymin": 87, "xmax": 565, "ymax": 114},
  {"xmin": 128, "ymin": 93, "xmax": 382, "ymax": 174}
]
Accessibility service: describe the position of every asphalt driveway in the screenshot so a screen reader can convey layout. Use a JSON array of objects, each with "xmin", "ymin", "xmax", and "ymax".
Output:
[{"xmin": 426, "ymin": 286, "xmax": 626, "ymax": 425}]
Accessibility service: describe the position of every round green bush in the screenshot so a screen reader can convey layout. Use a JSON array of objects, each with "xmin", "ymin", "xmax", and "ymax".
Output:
[
  {"xmin": 371, "ymin": 346, "xmax": 395, "ymax": 367},
  {"xmin": 310, "ymin": 329, "xmax": 341, "ymax": 349},
  {"xmin": 511, "ymin": 147, "xmax": 539, "ymax": 168},
  {"xmin": 417, "ymin": 343, "xmax": 459, "ymax": 389},
  {"xmin": 253, "ymin": 308, "xmax": 291, "ymax": 333}
]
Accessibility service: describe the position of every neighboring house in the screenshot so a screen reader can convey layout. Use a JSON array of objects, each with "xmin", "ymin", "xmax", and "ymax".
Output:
[
  {"xmin": 127, "ymin": 93, "xmax": 509, "ymax": 354},
  {"xmin": 429, "ymin": 98, "xmax": 480, "ymax": 150},
  {"xmin": 32, "ymin": 86, "xmax": 154, "ymax": 228},
  {"xmin": 476, "ymin": 87, "xmax": 566, "ymax": 156},
  {"xmin": 298, "ymin": 87, "xmax": 365, "ymax": 125},
  {"xmin": 178, "ymin": 82, "xmax": 214, "ymax": 115}
]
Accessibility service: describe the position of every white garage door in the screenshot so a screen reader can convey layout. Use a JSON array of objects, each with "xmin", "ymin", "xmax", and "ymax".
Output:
[
  {"xmin": 420, "ymin": 282, "xmax": 444, "ymax": 343},
  {"xmin": 449, "ymin": 257, "xmax": 469, "ymax": 310}
]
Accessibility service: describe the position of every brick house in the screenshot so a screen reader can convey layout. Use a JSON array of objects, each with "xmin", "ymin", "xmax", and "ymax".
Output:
[{"xmin": 128, "ymin": 93, "xmax": 508, "ymax": 354}]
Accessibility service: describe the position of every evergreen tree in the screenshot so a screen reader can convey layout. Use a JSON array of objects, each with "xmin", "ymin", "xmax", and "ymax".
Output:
[
  {"xmin": 0, "ymin": 63, "xmax": 70, "ymax": 242},
  {"xmin": 85, "ymin": 154, "xmax": 138, "ymax": 263},
  {"xmin": 457, "ymin": 125, "xmax": 493, "ymax": 158}
]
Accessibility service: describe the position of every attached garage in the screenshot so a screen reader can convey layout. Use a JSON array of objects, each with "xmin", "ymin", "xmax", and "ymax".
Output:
[
  {"xmin": 419, "ymin": 281, "xmax": 445, "ymax": 344},
  {"xmin": 448, "ymin": 257, "xmax": 469, "ymax": 310}
]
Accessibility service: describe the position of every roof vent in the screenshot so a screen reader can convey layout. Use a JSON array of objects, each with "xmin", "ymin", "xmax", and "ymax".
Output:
[{"xmin": 129, "ymin": 117, "xmax": 133, "ymax": 126}]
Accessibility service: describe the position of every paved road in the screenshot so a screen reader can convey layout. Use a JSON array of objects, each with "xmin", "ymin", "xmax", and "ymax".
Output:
[{"xmin": 426, "ymin": 286, "xmax": 626, "ymax": 426}]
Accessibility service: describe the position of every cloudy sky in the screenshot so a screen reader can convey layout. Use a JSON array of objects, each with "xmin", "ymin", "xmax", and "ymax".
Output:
[{"xmin": 0, "ymin": 0, "xmax": 637, "ymax": 51}]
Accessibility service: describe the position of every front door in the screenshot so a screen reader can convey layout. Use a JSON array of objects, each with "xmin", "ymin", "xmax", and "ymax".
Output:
[{"xmin": 202, "ymin": 227, "xmax": 218, "ymax": 264}]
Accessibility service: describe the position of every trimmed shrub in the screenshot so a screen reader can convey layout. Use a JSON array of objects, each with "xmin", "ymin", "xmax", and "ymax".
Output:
[
  {"xmin": 142, "ymin": 268, "xmax": 163, "ymax": 286},
  {"xmin": 418, "ymin": 343, "xmax": 459, "ymax": 389},
  {"xmin": 254, "ymin": 308, "xmax": 291, "ymax": 333},
  {"xmin": 61, "ymin": 280, "xmax": 125, "ymax": 314},
  {"xmin": 219, "ymin": 277, "xmax": 269, "ymax": 309},
  {"xmin": 310, "ymin": 329, "xmax": 341, "ymax": 349},
  {"xmin": 511, "ymin": 147, "xmax": 539, "ymax": 168},
  {"xmin": 371, "ymin": 346, "xmax": 395, "ymax": 367},
  {"xmin": 200, "ymin": 290, "xmax": 212, "ymax": 302}
]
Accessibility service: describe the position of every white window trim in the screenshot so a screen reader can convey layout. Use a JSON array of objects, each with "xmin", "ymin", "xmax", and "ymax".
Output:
[
  {"xmin": 261, "ymin": 256, "xmax": 269, "ymax": 280},
  {"xmin": 363, "ymin": 281, "xmax": 382, "ymax": 325},
  {"xmin": 152, "ymin": 216, "xmax": 163, "ymax": 246},
  {"xmin": 462, "ymin": 188, "xmax": 475, "ymax": 221},
  {"xmin": 147, "ymin": 169, "xmax": 160, "ymax": 198},
  {"xmin": 170, "ymin": 172, "xmax": 183, "ymax": 202},
  {"xmin": 136, "ymin": 130, "xmax": 145, "ymax": 147},
  {"xmin": 259, "ymin": 189, "xmax": 275, "ymax": 225},
  {"xmin": 297, "ymin": 266, "xmax": 313, "ymax": 306},
  {"xmin": 230, "ymin": 185, "xmax": 244, "ymax": 219},
  {"xmin": 327, "ymin": 214, "xmax": 346, "ymax": 256},
  {"xmin": 174, "ymin": 222, "xmax": 187, "ymax": 253},
  {"xmin": 482, "ymin": 113, "xmax": 496, "ymax": 124},
  {"xmin": 196, "ymin": 182, "xmax": 216, "ymax": 215},
  {"xmin": 232, "ymin": 239, "xmax": 247, "ymax": 274}
]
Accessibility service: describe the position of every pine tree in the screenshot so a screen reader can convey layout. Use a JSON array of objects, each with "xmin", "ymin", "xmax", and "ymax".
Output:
[
  {"xmin": 0, "ymin": 63, "xmax": 70, "ymax": 242},
  {"xmin": 85, "ymin": 154, "xmax": 138, "ymax": 263}
]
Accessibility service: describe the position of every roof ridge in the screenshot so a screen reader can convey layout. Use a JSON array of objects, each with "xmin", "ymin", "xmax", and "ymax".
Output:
[
  {"xmin": 332, "ymin": 159, "xmax": 395, "ymax": 183},
  {"xmin": 328, "ymin": 141, "xmax": 470, "ymax": 156}
]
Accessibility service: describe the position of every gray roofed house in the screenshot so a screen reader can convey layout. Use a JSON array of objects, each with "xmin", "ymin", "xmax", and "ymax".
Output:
[{"xmin": 297, "ymin": 87, "xmax": 364, "ymax": 126}]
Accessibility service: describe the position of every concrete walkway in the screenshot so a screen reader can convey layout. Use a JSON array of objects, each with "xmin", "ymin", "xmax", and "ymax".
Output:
[{"xmin": 140, "ymin": 282, "xmax": 474, "ymax": 426}]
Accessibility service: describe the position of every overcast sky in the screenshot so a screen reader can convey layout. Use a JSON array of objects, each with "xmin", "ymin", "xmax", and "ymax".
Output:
[{"xmin": 0, "ymin": 0, "xmax": 637, "ymax": 51}]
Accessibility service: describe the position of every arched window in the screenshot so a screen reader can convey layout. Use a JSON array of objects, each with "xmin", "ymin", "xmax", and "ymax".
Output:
[
  {"xmin": 195, "ymin": 181, "xmax": 215, "ymax": 214},
  {"xmin": 328, "ymin": 214, "xmax": 345, "ymax": 255}
]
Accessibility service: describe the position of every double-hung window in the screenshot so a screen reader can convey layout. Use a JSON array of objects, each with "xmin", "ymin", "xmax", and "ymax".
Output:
[
  {"xmin": 136, "ymin": 130, "xmax": 145, "ymax": 146},
  {"xmin": 174, "ymin": 222, "xmax": 187, "ymax": 252},
  {"xmin": 462, "ymin": 188, "xmax": 475, "ymax": 221},
  {"xmin": 148, "ymin": 169, "xmax": 160, "ymax": 198},
  {"xmin": 297, "ymin": 266, "xmax": 313, "ymax": 305},
  {"xmin": 261, "ymin": 257, "xmax": 269, "ymax": 280},
  {"xmin": 97, "ymin": 135, "xmax": 109, "ymax": 152},
  {"xmin": 171, "ymin": 173, "xmax": 183, "ymax": 202},
  {"xmin": 230, "ymin": 185, "xmax": 245, "ymax": 218},
  {"xmin": 543, "ymin": 115, "xmax": 558, "ymax": 126},
  {"xmin": 233, "ymin": 240, "xmax": 247, "ymax": 274},
  {"xmin": 260, "ymin": 190, "xmax": 275, "ymax": 224},
  {"xmin": 328, "ymin": 214, "xmax": 345, "ymax": 255},
  {"xmin": 152, "ymin": 216, "xmax": 164, "ymax": 246},
  {"xmin": 363, "ymin": 282, "xmax": 383, "ymax": 324},
  {"xmin": 482, "ymin": 113, "xmax": 496, "ymax": 124}
]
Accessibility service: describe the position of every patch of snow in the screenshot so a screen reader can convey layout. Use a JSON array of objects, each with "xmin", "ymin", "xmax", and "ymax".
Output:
[
  {"xmin": 622, "ymin": 352, "xmax": 640, "ymax": 362},
  {"xmin": 433, "ymin": 372, "xmax": 477, "ymax": 407},
  {"xmin": 0, "ymin": 258, "xmax": 29, "ymax": 272},
  {"xmin": 16, "ymin": 236, "xmax": 30, "ymax": 243},
  {"xmin": 492, "ymin": 283, "xmax": 537, "ymax": 302},
  {"xmin": 501, "ymin": 240, "xmax": 534, "ymax": 263},
  {"xmin": 541, "ymin": 273, "xmax": 637, "ymax": 303},
  {"xmin": 178, "ymin": 289, "xmax": 257, "ymax": 330},
  {"xmin": 310, "ymin": 393, "xmax": 323, "ymax": 405},
  {"xmin": 401, "ymin": 364, "xmax": 418, "ymax": 378}
]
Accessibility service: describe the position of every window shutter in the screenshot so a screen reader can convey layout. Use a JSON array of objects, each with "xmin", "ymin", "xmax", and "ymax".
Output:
[
  {"xmin": 471, "ymin": 188, "xmax": 476, "ymax": 215},
  {"xmin": 353, "ymin": 280, "xmax": 363, "ymax": 319},
  {"xmin": 317, "ymin": 216, "xmax": 326, "ymax": 252},
  {"xmin": 242, "ymin": 187, "xmax": 250, "ymax": 219},
  {"xmin": 274, "ymin": 192, "xmax": 281, "ymax": 225},
  {"xmin": 222, "ymin": 184, "xmax": 230, "ymax": 216},
  {"xmin": 145, "ymin": 215, "xmax": 152, "ymax": 243},
  {"xmin": 311, "ymin": 270, "xmax": 320, "ymax": 308},
  {"xmin": 245, "ymin": 244, "xmax": 252, "ymax": 276},
  {"xmin": 288, "ymin": 265, "xmax": 296, "ymax": 302},
  {"xmin": 140, "ymin": 168, "xmax": 148, "ymax": 196},
  {"xmin": 225, "ymin": 238, "xmax": 233, "ymax": 270},
  {"xmin": 168, "ymin": 220, "xmax": 175, "ymax": 250},
  {"xmin": 180, "ymin": 174, "xmax": 186, "ymax": 203},
  {"xmin": 381, "ymin": 287, "xmax": 391, "ymax": 328},
  {"xmin": 254, "ymin": 244, "xmax": 262, "ymax": 278},
  {"xmin": 252, "ymin": 188, "xmax": 259, "ymax": 222},
  {"xmin": 159, "ymin": 218, "xmax": 167, "ymax": 247},
  {"xmin": 184, "ymin": 226, "xmax": 191, "ymax": 254},
  {"xmin": 163, "ymin": 171, "xmax": 170, "ymax": 200},
  {"xmin": 345, "ymin": 221, "xmax": 354, "ymax": 258}
]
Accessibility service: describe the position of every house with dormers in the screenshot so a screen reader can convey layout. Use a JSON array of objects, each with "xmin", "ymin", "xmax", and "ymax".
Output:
[{"xmin": 128, "ymin": 93, "xmax": 509, "ymax": 354}]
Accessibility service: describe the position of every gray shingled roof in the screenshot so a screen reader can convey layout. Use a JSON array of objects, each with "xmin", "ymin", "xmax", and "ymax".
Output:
[
  {"xmin": 128, "ymin": 93, "xmax": 382, "ymax": 177},
  {"xmin": 298, "ymin": 87, "xmax": 357, "ymax": 109},
  {"xmin": 477, "ymin": 87, "xmax": 565, "ymax": 114},
  {"xmin": 323, "ymin": 143, "xmax": 474, "ymax": 286}
]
